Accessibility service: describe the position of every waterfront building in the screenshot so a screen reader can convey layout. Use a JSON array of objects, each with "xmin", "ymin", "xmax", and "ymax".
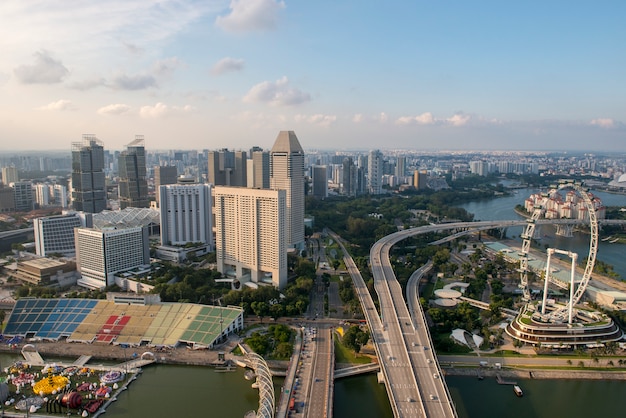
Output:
[
  {"xmin": 75, "ymin": 226, "xmax": 150, "ymax": 289},
  {"xmin": 11, "ymin": 258, "xmax": 77, "ymax": 286},
  {"xmin": 10, "ymin": 181, "xmax": 34, "ymax": 212},
  {"xmin": 214, "ymin": 186, "xmax": 287, "ymax": 289},
  {"xmin": 208, "ymin": 149, "xmax": 247, "ymax": 187},
  {"xmin": 270, "ymin": 131, "xmax": 305, "ymax": 250},
  {"xmin": 34, "ymin": 212, "xmax": 89, "ymax": 257},
  {"xmin": 159, "ymin": 184, "xmax": 213, "ymax": 249},
  {"xmin": 367, "ymin": 149, "xmax": 383, "ymax": 195},
  {"xmin": 118, "ymin": 136, "xmax": 149, "ymax": 209},
  {"xmin": 1, "ymin": 166, "xmax": 18, "ymax": 185},
  {"xmin": 154, "ymin": 165, "xmax": 178, "ymax": 205},
  {"xmin": 71, "ymin": 135, "xmax": 106, "ymax": 213}
]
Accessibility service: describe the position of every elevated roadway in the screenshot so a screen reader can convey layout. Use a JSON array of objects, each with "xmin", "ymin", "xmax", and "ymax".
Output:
[{"xmin": 331, "ymin": 218, "xmax": 626, "ymax": 418}]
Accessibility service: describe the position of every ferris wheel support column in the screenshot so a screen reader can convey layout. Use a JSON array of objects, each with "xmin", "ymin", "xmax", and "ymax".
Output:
[
  {"xmin": 569, "ymin": 253, "xmax": 578, "ymax": 325},
  {"xmin": 542, "ymin": 249, "xmax": 554, "ymax": 315}
]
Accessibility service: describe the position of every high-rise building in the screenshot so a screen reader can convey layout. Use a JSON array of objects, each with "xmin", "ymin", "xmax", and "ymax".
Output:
[
  {"xmin": 208, "ymin": 149, "xmax": 247, "ymax": 187},
  {"xmin": 311, "ymin": 165, "xmax": 328, "ymax": 198},
  {"xmin": 249, "ymin": 150, "xmax": 270, "ymax": 189},
  {"xmin": 1, "ymin": 166, "xmax": 18, "ymax": 185},
  {"xmin": 395, "ymin": 156, "xmax": 406, "ymax": 178},
  {"xmin": 11, "ymin": 181, "xmax": 33, "ymax": 212},
  {"xmin": 159, "ymin": 184, "xmax": 213, "ymax": 249},
  {"xmin": 34, "ymin": 184, "xmax": 50, "ymax": 207},
  {"xmin": 413, "ymin": 170, "xmax": 429, "ymax": 190},
  {"xmin": 368, "ymin": 149, "xmax": 384, "ymax": 195},
  {"xmin": 75, "ymin": 226, "xmax": 150, "ymax": 289},
  {"xmin": 214, "ymin": 186, "xmax": 287, "ymax": 289},
  {"xmin": 34, "ymin": 212, "xmax": 88, "ymax": 257},
  {"xmin": 53, "ymin": 184, "xmax": 69, "ymax": 208},
  {"xmin": 0, "ymin": 186, "xmax": 15, "ymax": 212},
  {"xmin": 154, "ymin": 165, "xmax": 178, "ymax": 205},
  {"xmin": 341, "ymin": 157, "xmax": 356, "ymax": 196},
  {"xmin": 270, "ymin": 131, "xmax": 305, "ymax": 249},
  {"xmin": 71, "ymin": 135, "xmax": 106, "ymax": 213},
  {"xmin": 118, "ymin": 136, "xmax": 149, "ymax": 209}
]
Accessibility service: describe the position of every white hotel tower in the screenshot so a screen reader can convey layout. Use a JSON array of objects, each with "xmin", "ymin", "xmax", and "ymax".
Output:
[
  {"xmin": 159, "ymin": 184, "xmax": 213, "ymax": 249},
  {"xmin": 214, "ymin": 186, "xmax": 287, "ymax": 289},
  {"xmin": 270, "ymin": 131, "xmax": 305, "ymax": 250}
]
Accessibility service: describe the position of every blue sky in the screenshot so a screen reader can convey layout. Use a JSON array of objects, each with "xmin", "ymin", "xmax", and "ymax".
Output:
[{"xmin": 1, "ymin": 0, "xmax": 624, "ymax": 152}]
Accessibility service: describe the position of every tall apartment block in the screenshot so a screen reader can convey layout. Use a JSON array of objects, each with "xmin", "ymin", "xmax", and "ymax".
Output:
[
  {"xmin": 1, "ymin": 166, "xmax": 18, "ymax": 185},
  {"xmin": 11, "ymin": 181, "xmax": 34, "ymax": 212},
  {"xmin": 75, "ymin": 226, "xmax": 149, "ymax": 289},
  {"xmin": 71, "ymin": 135, "xmax": 106, "ymax": 213},
  {"xmin": 34, "ymin": 212, "xmax": 90, "ymax": 257},
  {"xmin": 118, "ymin": 136, "xmax": 149, "ymax": 209},
  {"xmin": 214, "ymin": 186, "xmax": 287, "ymax": 289},
  {"xmin": 311, "ymin": 165, "xmax": 328, "ymax": 198},
  {"xmin": 368, "ymin": 149, "xmax": 384, "ymax": 195},
  {"xmin": 270, "ymin": 131, "xmax": 305, "ymax": 250},
  {"xmin": 159, "ymin": 184, "xmax": 213, "ymax": 248},
  {"xmin": 208, "ymin": 149, "xmax": 247, "ymax": 187},
  {"xmin": 154, "ymin": 165, "xmax": 178, "ymax": 205}
]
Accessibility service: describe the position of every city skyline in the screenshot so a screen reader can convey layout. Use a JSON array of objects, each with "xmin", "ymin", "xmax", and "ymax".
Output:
[{"xmin": 1, "ymin": 1, "xmax": 625, "ymax": 152}]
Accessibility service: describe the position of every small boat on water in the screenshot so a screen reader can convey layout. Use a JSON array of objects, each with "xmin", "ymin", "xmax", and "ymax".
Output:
[{"xmin": 513, "ymin": 385, "xmax": 523, "ymax": 397}]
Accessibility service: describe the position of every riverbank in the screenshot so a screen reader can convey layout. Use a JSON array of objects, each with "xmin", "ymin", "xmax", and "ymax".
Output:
[{"xmin": 443, "ymin": 366, "xmax": 626, "ymax": 380}]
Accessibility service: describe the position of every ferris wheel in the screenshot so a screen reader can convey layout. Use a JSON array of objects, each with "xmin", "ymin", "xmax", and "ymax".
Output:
[{"xmin": 518, "ymin": 180, "xmax": 598, "ymax": 319}]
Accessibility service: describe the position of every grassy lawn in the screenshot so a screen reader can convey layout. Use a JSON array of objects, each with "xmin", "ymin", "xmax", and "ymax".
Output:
[{"xmin": 333, "ymin": 332, "xmax": 371, "ymax": 364}]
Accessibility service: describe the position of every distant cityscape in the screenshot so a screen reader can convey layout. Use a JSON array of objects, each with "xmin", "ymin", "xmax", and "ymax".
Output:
[{"xmin": 2, "ymin": 137, "xmax": 626, "ymax": 298}]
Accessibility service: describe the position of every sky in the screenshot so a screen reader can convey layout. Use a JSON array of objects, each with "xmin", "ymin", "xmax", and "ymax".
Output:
[{"xmin": 1, "ymin": 0, "xmax": 625, "ymax": 152}]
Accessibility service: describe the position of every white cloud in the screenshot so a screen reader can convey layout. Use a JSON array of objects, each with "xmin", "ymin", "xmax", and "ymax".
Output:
[
  {"xmin": 396, "ymin": 112, "xmax": 436, "ymax": 126},
  {"xmin": 376, "ymin": 112, "xmax": 389, "ymax": 123},
  {"xmin": 14, "ymin": 50, "xmax": 69, "ymax": 84},
  {"xmin": 139, "ymin": 102, "xmax": 194, "ymax": 118},
  {"xmin": 352, "ymin": 114, "xmax": 364, "ymax": 123},
  {"xmin": 446, "ymin": 113, "xmax": 471, "ymax": 126},
  {"xmin": 97, "ymin": 104, "xmax": 132, "ymax": 115},
  {"xmin": 294, "ymin": 114, "xmax": 337, "ymax": 127},
  {"xmin": 1, "ymin": 2, "xmax": 218, "ymax": 66},
  {"xmin": 211, "ymin": 57, "xmax": 245, "ymax": 75},
  {"xmin": 243, "ymin": 76, "xmax": 311, "ymax": 106},
  {"xmin": 590, "ymin": 118, "xmax": 617, "ymax": 129},
  {"xmin": 216, "ymin": 0, "xmax": 285, "ymax": 33},
  {"xmin": 38, "ymin": 99, "xmax": 75, "ymax": 111}
]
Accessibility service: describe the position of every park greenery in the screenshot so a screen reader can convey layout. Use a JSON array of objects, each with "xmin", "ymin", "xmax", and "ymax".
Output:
[
  {"xmin": 342, "ymin": 325, "xmax": 370, "ymax": 353},
  {"xmin": 244, "ymin": 324, "xmax": 294, "ymax": 359}
]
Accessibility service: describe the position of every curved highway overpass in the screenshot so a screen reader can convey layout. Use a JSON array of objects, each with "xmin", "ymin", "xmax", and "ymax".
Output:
[{"xmin": 335, "ymin": 218, "xmax": 626, "ymax": 418}]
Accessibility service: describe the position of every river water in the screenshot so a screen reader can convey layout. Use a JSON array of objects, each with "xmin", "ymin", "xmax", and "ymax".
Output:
[{"xmin": 458, "ymin": 187, "xmax": 626, "ymax": 279}]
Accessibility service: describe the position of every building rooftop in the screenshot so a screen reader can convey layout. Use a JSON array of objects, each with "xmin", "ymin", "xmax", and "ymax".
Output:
[{"xmin": 271, "ymin": 131, "xmax": 303, "ymax": 154}]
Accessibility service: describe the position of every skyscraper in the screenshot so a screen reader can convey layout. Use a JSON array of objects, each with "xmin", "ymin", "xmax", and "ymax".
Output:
[
  {"xmin": 311, "ymin": 165, "xmax": 328, "ymax": 198},
  {"xmin": 118, "ymin": 136, "xmax": 149, "ymax": 209},
  {"xmin": 270, "ymin": 131, "xmax": 305, "ymax": 249},
  {"xmin": 214, "ymin": 186, "xmax": 287, "ymax": 289},
  {"xmin": 1, "ymin": 166, "xmax": 18, "ymax": 185},
  {"xmin": 159, "ymin": 184, "xmax": 213, "ymax": 249},
  {"xmin": 11, "ymin": 181, "xmax": 34, "ymax": 212},
  {"xmin": 249, "ymin": 150, "xmax": 270, "ymax": 189},
  {"xmin": 154, "ymin": 165, "xmax": 178, "ymax": 205},
  {"xmin": 71, "ymin": 134, "xmax": 106, "ymax": 213},
  {"xmin": 368, "ymin": 149, "xmax": 384, "ymax": 195},
  {"xmin": 207, "ymin": 149, "xmax": 247, "ymax": 187}
]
